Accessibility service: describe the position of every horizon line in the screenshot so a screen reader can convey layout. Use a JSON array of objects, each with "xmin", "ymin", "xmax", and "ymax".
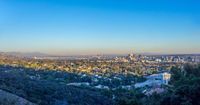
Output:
[{"xmin": 1, "ymin": 51, "xmax": 200, "ymax": 56}]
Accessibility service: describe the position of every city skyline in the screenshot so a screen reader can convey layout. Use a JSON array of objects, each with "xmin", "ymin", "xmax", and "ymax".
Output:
[{"xmin": 1, "ymin": 0, "xmax": 200, "ymax": 55}]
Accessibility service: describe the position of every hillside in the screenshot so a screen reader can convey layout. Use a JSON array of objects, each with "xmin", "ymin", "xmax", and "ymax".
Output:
[
  {"xmin": 0, "ymin": 89, "xmax": 36, "ymax": 105},
  {"xmin": 0, "ymin": 65, "xmax": 113, "ymax": 105}
]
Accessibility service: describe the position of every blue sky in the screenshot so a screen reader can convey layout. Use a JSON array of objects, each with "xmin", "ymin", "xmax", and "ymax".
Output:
[{"xmin": 0, "ymin": 0, "xmax": 200, "ymax": 55}]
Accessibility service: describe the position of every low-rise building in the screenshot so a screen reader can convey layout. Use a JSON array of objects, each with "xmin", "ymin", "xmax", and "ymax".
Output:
[{"xmin": 135, "ymin": 72, "xmax": 171, "ymax": 88}]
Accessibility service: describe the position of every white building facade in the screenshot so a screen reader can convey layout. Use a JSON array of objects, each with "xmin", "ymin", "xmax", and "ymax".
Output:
[{"xmin": 135, "ymin": 72, "xmax": 171, "ymax": 88}]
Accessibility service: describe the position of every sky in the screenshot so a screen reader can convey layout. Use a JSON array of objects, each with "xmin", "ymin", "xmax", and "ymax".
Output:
[{"xmin": 0, "ymin": 0, "xmax": 200, "ymax": 55}]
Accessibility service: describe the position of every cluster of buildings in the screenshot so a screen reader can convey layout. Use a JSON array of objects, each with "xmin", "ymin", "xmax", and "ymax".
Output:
[
  {"xmin": 115, "ymin": 53, "xmax": 200, "ymax": 63},
  {"xmin": 113, "ymin": 53, "xmax": 200, "ymax": 74}
]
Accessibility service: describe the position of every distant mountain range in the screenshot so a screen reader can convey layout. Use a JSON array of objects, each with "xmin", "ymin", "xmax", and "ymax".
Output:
[{"xmin": 0, "ymin": 52, "xmax": 50, "ymax": 57}]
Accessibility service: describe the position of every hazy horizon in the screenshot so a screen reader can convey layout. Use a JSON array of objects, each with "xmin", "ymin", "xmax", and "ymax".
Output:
[
  {"xmin": 1, "ymin": 0, "xmax": 200, "ymax": 55},
  {"xmin": 1, "ymin": 50, "xmax": 200, "ymax": 57}
]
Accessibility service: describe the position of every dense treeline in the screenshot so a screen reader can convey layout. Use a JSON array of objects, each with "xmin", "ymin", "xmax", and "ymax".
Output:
[
  {"xmin": 115, "ymin": 64, "xmax": 200, "ymax": 105},
  {"xmin": 0, "ymin": 65, "xmax": 113, "ymax": 105}
]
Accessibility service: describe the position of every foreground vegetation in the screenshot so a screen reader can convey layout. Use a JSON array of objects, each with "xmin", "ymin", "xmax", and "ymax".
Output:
[
  {"xmin": 0, "ymin": 65, "xmax": 113, "ymax": 105},
  {"xmin": 0, "ymin": 63, "xmax": 200, "ymax": 105},
  {"xmin": 115, "ymin": 64, "xmax": 200, "ymax": 105}
]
